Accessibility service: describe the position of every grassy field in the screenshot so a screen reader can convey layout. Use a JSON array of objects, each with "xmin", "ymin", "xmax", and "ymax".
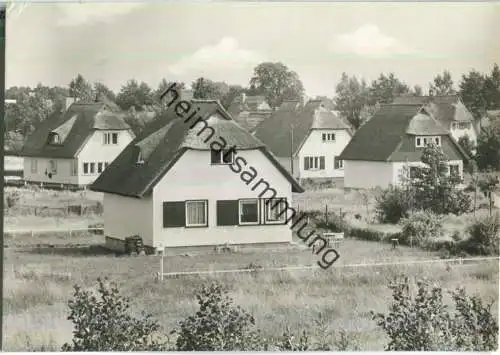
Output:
[{"xmin": 3, "ymin": 232, "xmax": 498, "ymax": 351}]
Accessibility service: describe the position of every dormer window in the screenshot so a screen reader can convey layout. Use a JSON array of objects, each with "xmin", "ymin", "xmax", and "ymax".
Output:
[
  {"xmin": 137, "ymin": 152, "xmax": 145, "ymax": 165},
  {"xmin": 416, "ymin": 136, "xmax": 441, "ymax": 148},
  {"xmin": 47, "ymin": 132, "xmax": 61, "ymax": 145},
  {"xmin": 211, "ymin": 149, "xmax": 234, "ymax": 165},
  {"xmin": 322, "ymin": 133, "xmax": 336, "ymax": 142}
]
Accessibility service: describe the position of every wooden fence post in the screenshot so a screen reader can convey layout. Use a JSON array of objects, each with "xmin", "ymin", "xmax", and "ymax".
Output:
[
  {"xmin": 159, "ymin": 254, "xmax": 164, "ymax": 281},
  {"xmin": 325, "ymin": 204, "xmax": 328, "ymax": 224}
]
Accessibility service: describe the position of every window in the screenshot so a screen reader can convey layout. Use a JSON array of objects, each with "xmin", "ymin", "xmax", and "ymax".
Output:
[
  {"xmin": 185, "ymin": 200, "xmax": 208, "ymax": 227},
  {"xmin": 409, "ymin": 166, "xmax": 420, "ymax": 179},
  {"xmin": 104, "ymin": 132, "xmax": 118, "ymax": 145},
  {"xmin": 457, "ymin": 122, "xmax": 471, "ymax": 130},
  {"xmin": 47, "ymin": 132, "xmax": 61, "ymax": 145},
  {"xmin": 304, "ymin": 156, "xmax": 325, "ymax": 170},
  {"xmin": 49, "ymin": 160, "xmax": 57, "ymax": 174},
  {"xmin": 97, "ymin": 162, "xmax": 103, "ymax": 173},
  {"xmin": 239, "ymin": 199, "xmax": 259, "ymax": 225},
  {"xmin": 90, "ymin": 163, "xmax": 95, "ymax": 174},
  {"xmin": 449, "ymin": 164, "xmax": 460, "ymax": 177},
  {"xmin": 265, "ymin": 198, "xmax": 287, "ymax": 224},
  {"xmin": 163, "ymin": 200, "xmax": 208, "ymax": 228},
  {"xmin": 71, "ymin": 160, "xmax": 78, "ymax": 176},
  {"xmin": 322, "ymin": 133, "xmax": 336, "ymax": 142},
  {"xmin": 211, "ymin": 149, "xmax": 234, "ymax": 165},
  {"xmin": 83, "ymin": 163, "xmax": 89, "ymax": 174},
  {"xmin": 416, "ymin": 136, "xmax": 441, "ymax": 147},
  {"xmin": 30, "ymin": 159, "xmax": 38, "ymax": 173},
  {"xmin": 334, "ymin": 156, "xmax": 343, "ymax": 170}
]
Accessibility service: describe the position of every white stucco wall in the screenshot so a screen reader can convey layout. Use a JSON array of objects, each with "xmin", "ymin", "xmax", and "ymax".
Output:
[
  {"xmin": 151, "ymin": 149, "xmax": 294, "ymax": 248},
  {"xmin": 297, "ymin": 129, "xmax": 351, "ymax": 179},
  {"xmin": 77, "ymin": 130, "xmax": 134, "ymax": 185},
  {"xmin": 103, "ymin": 193, "xmax": 154, "ymax": 247},
  {"xmin": 23, "ymin": 157, "xmax": 78, "ymax": 185},
  {"xmin": 343, "ymin": 160, "xmax": 395, "ymax": 189}
]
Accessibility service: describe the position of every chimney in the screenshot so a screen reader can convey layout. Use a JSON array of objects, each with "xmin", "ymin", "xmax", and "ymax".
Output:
[{"xmin": 64, "ymin": 97, "xmax": 76, "ymax": 111}]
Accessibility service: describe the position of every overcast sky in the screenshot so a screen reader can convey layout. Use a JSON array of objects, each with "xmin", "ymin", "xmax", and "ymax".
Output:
[{"xmin": 5, "ymin": 1, "xmax": 500, "ymax": 97}]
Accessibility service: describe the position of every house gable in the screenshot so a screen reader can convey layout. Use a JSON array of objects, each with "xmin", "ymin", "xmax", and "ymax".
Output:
[{"xmin": 91, "ymin": 100, "xmax": 304, "ymax": 197}]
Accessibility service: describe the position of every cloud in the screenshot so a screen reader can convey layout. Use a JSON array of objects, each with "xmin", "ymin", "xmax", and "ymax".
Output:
[
  {"xmin": 331, "ymin": 24, "xmax": 418, "ymax": 58},
  {"xmin": 168, "ymin": 37, "xmax": 263, "ymax": 82},
  {"xmin": 56, "ymin": 3, "xmax": 143, "ymax": 27}
]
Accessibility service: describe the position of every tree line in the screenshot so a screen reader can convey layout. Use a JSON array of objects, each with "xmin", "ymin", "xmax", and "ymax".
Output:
[{"xmin": 4, "ymin": 62, "xmax": 500, "ymax": 171}]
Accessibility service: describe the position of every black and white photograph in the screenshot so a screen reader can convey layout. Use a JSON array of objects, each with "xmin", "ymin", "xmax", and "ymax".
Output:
[{"xmin": 2, "ymin": 1, "xmax": 499, "ymax": 351}]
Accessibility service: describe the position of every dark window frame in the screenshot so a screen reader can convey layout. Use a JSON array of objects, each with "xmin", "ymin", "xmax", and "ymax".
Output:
[
  {"xmin": 211, "ymin": 149, "xmax": 235, "ymax": 165},
  {"xmin": 238, "ymin": 198, "xmax": 260, "ymax": 225},
  {"xmin": 263, "ymin": 198, "xmax": 287, "ymax": 225}
]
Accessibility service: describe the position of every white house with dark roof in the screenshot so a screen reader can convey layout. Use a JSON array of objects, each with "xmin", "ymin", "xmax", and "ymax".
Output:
[
  {"xmin": 91, "ymin": 98, "xmax": 304, "ymax": 253},
  {"xmin": 392, "ymin": 94, "xmax": 479, "ymax": 145},
  {"xmin": 21, "ymin": 100, "xmax": 135, "ymax": 188},
  {"xmin": 254, "ymin": 99, "xmax": 352, "ymax": 180},
  {"xmin": 339, "ymin": 103, "xmax": 471, "ymax": 189}
]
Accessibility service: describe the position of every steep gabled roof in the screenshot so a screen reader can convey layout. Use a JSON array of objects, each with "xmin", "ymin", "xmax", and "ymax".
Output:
[
  {"xmin": 339, "ymin": 104, "xmax": 430, "ymax": 161},
  {"xmin": 392, "ymin": 94, "xmax": 474, "ymax": 124},
  {"xmin": 340, "ymin": 103, "xmax": 471, "ymax": 162},
  {"xmin": 254, "ymin": 100, "xmax": 351, "ymax": 158},
  {"xmin": 91, "ymin": 100, "xmax": 303, "ymax": 197},
  {"xmin": 21, "ymin": 102, "xmax": 132, "ymax": 159}
]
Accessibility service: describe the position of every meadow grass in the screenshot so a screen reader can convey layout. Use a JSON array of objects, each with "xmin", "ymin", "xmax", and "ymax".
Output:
[{"xmin": 3, "ymin": 233, "xmax": 498, "ymax": 351}]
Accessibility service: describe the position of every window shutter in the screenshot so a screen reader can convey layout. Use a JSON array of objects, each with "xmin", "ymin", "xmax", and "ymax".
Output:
[
  {"xmin": 216, "ymin": 200, "xmax": 239, "ymax": 226},
  {"xmin": 320, "ymin": 156, "xmax": 325, "ymax": 169},
  {"xmin": 163, "ymin": 201, "xmax": 186, "ymax": 228},
  {"xmin": 304, "ymin": 157, "xmax": 309, "ymax": 170}
]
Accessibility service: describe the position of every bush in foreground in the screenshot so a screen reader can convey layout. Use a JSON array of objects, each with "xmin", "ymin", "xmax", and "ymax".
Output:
[
  {"xmin": 375, "ymin": 185, "xmax": 412, "ymax": 224},
  {"xmin": 62, "ymin": 278, "xmax": 168, "ymax": 351},
  {"xmin": 172, "ymin": 283, "xmax": 262, "ymax": 351},
  {"xmin": 373, "ymin": 277, "xmax": 498, "ymax": 351}
]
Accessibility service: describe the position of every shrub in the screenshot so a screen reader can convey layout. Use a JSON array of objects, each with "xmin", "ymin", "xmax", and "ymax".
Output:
[
  {"xmin": 400, "ymin": 211, "xmax": 444, "ymax": 247},
  {"xmin": 62, "ymin": 278, "xmax": 168, "ymax": 351},
  {"xmin": 375, "ymin": 185, "xmax": 411, "ymax": 224},
  {"xmin": 446, "ymin": 189, "xmax": 473, "ymax": 215},
  {"xmin": 315, "ymin": 213, "xmax": 347, "ymax": 232},
  {"xmin": 172, "ymin": 283, "xmax": 262, "ymax": 351},
  {"xmin": 5, "ymin": 190, "xmax": 21, "ymax": 209},
  {"xmin": 461, "ymin": 214, "xmax": 500, "ymax": 256},
  {"xmin": 346, "ymin": 227, "xmax": 391, "ymax": 242},
  {"xmin": 372, "ymin": 277, "xmax": 498, "ymax": 351}
]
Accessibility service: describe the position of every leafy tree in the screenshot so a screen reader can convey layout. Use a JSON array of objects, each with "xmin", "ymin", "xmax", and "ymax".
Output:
[
  {"xmin": 155, "ymin": 79, "xmax": 185, "ymax": 100},
  {"xmin": 484, "ymin": 63, "xmax": 500, "ymax": 109},
  {"xmin": 429, "ymin": 70, "xmax": 455, "ymax": 95},
  {"xmin": 5, "ymin": 92, "xmax": 53, "ymax": 135},
  {"xmin": 367, "ymin": 73, "xmax": 409, "ymax": 105},
  {"xmin": 457, "ymin": 135, "xmax": 476, "ymax": 160},
  {"xmin": 69, "ymin": 74, "xmax": 94, "ymax": 102},
  {"xmin": 358, "ymin": 103, "xmax": 380, "ymax": 127},
  {"xmin": 116, "ymin": 80, "xmax": 154, "ymax": 111},
  {"xmin": 459, "ymin": 70, "xmax": 488, "ymax": 119},
  {"xmin": 62, "ymin": 278, "xmax": 168, "ymax": 351},
  {"xmin": 221, "ymin": 84, "xmax": 245, "ymax": 109},
  {"xmin": 475, "ymin": 123, "xmax": 500, "ymax": 171},
  {"xmin": 412, "ymin": 85, "xmax": 424, "ymax": 96},
  {"xmin": 93, "ymin": 82, "xmax": 116, "ymax": 101},
  {"xmin": 192, "ymin": 77, "xmax": 228, "ymax": 101},
  {"xmin": 410, "ymin": 144, "xmax": 472, "ymax": 215},
  {"xmin": 249, "ymin": 62, "xmax": 305, "ymax": 109},
  {"xmin": 4, "ymin": 131, "xmax": 25, "ymax": 152},
  {"xmin": 333, "ymin": 73, "xmax": 369, "ymax": 129}
]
